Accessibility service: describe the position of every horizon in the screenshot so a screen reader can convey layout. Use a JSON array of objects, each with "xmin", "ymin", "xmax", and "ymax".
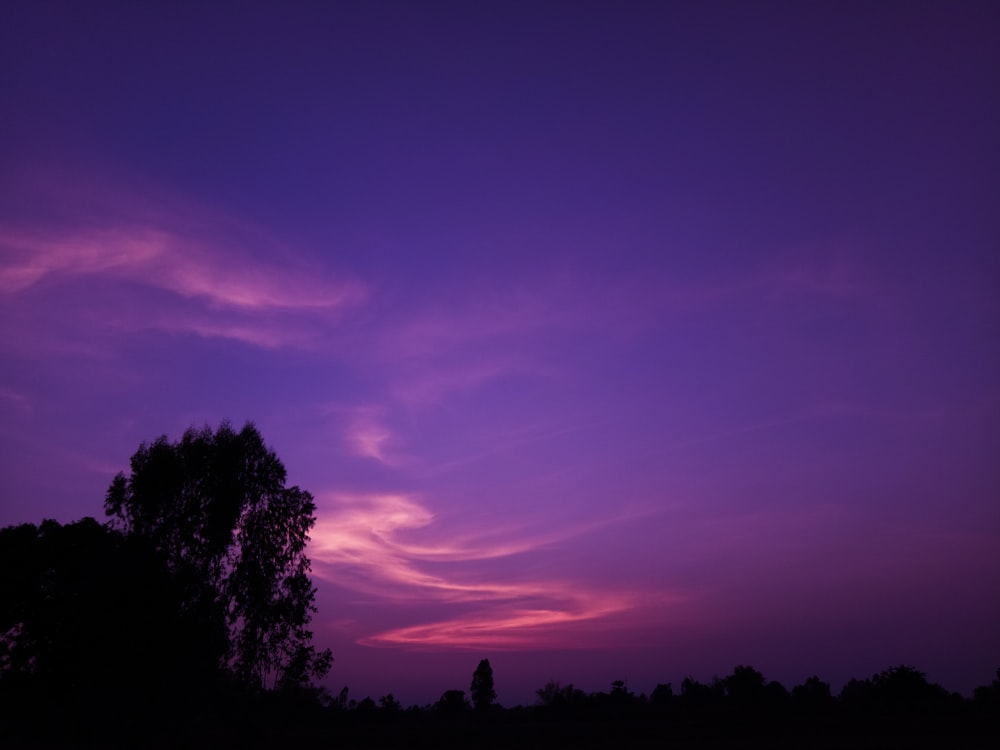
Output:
[{"xmin": 1, "ymin": 1, "xmax": 998, "ymax": 709}]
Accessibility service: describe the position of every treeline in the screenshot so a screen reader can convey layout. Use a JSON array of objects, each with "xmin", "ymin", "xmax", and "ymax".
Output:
[
  {"xmin": 328, "ymin": 663, "xmax": 1000, "ymax": 726},
  {"xmin": 255, "ymin": 665, "xmax": 1000, "ymax": 748},
  {"xmin": 173, "ymin": 663, "xmax": 1000, "ymax": 748}
]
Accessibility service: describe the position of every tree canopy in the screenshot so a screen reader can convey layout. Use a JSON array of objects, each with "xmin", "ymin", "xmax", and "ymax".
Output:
[{"xmin": 104, "ymin": 421, "xmax": 331, "ymax": 690}]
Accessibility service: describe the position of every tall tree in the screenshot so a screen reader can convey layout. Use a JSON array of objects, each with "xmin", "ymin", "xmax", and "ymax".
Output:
[
  {"xmin": 105, "ymin": 421, "xmax": 331, "ymax": 690},
  {"xmin": 470, "ymin": 658, "xmax": 497, "ymax": 712}
]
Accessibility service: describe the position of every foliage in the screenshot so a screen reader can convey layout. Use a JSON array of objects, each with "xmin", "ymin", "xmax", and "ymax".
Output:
[{"xmin": 104, "ymin": 421, "xmax": 331, "ymax": 690}]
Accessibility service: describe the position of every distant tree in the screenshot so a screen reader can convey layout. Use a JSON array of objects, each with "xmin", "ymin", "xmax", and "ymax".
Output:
[
  {"xmin": 608, "ymin": 679, "xmax": 638, "ymax": 708},
  {"xmin": 875, "ymin": 665, "xmax": 956, "ymax": 714},
  {"xmin": 536, "ymin": 680, "xmax": 566, "ymax": 707},
  {"xmin": 972, "ymin": 668, "xmax": 1000, "ymax": 710},
  {"xmin": 680, "ymin": 675, "xmax": 725, "ymax": 706},
  {"xmin": 650, "ymin": 682, "xmax": 674, "ymax": 709},
  {"xmin": 763, "ymin": 679, "xmax": 790, "ymax": 717},
  {"xmin": 841, "ymin": 665, "xmax": 956, "ymax": 719},
  {"xmin": 470, "ymin": 658, "xmax": 497, "ymax": 712},
  {"xmin": 436, "ymin": 689, "xmax": 470, "ymax": 716},
  {"xmin": 791, "ymin": 675, "xmax": 833, "ymax": 715},
  {"xmin": 725, "ymin": 665, "xmax": 766, "ymax": 705},
  {"xmin": 839, "ymin": 676, "xmax": 876, "ymax": 713},
  {"xmin": 534, "ymin": 680, "xmax": 591, "ymax": 719},
  {"xmin": 104, "ymin": 421, "xmax": 331, "ymax": 691},
  {"xmin": 333, "ymin": 686, "xmax": 350, "ymax": 711},
  {"xmin": 379, "ymin": 693, "xmax": 402, "ymax": 712},
  {"xmin": 972, "ymin": 669, "xmax": 1000, "ymax": 726}
]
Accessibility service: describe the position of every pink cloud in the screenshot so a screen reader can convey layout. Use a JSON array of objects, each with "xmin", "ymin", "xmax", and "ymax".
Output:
[
  {"xmin": 359, "ymin": 593, "xmax": 638, "ymax": 650},
  {"xmin": 309, "ymin": 493, "xmax": 675, "ymax": 649},
  {"xmin": 310, "ymin": 494, "xmax": 525, "ymax": 599},
  {"xmin": 343, "ymin": 410, "xmax": 398, "ymax": 464},
  {"xmin": 0, "ymin": 227, "xmax": 365, "ymax": 311},
  {"xmin": 0, "ymin": 171, "xmax": 369, "ymax": 354},
  {"xmin": 0, "ymin": 220, "xmax": 367, "ymax": 354}
]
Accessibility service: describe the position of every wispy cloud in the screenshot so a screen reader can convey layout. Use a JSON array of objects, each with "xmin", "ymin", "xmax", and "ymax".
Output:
[
  {"xmin": 0, "ymin": 219, "xmax": 366, "ymax": 353},
  {"xmin": 359, "ymin": 592, "xmax": 638, "ymax": 650},
  {"xmin": 387, "ymin": 358, "xmax": 547, "ymax": 408},
  {"xmin": 339, "ymin": 408, "xmax": 408, "ymax": 465},
  {"xmin": 0, "ymin": 227, "xmax": 365, "ymax": 311},
  {"xmin": 347, "ymin": 417, "xmax": 393, "ymax": 463},
  {"xmin": 366, "ymin": 256, "xmax": 880, "ymax": 411},
  {"xmin": 309, "ymin": 493, "xmax": 664, "ymax": 649},
  {"xmin": 310, "ymin": 494, "xmax": 547, "ymax": 598}
]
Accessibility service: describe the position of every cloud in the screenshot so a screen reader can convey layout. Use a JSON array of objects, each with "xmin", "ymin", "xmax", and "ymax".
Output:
[
  {"xmin": 364, "ymin": 274, "xmax": 647, "ymax": 409},
  {"xmin": 308, "ymin": 493, "xmax": 666, "ymax": 649},
  {"xmin": 359, "ymin": 593, "xmax": 637, "ymax": 650},
  {"xmin": 0, "ymin": 168, "xmax": 370, "ymax": 357},
  {"xmin": 0, "ymin": 227, "xmax": 364, "ymax": 311},
  {"xmin": 310, "ymin": 494, "xmax": 524, "ymax": 599},
  {"xmin": 365, "ymin": 258, "xmax": 878, "ymax": 411},
  {"xmin": 342, "ymin": 410, "xmax": 399, "ymax": 464},
  {"xmin": 387, "ymin": 358, "xmax": 545, "ymax": 408},
  {"xmin": 0, "ymin": 220, "xmax": 366, "ymax": 353}
]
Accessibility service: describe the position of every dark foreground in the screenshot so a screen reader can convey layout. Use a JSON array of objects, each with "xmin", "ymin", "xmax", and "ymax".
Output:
[
  {"xmin": 4, "ymin": 704, "xmax": 999, "ymax": 750},
  {"xmin": 4, "ymin": 663, "xmax": 999, "ymax": 748}
]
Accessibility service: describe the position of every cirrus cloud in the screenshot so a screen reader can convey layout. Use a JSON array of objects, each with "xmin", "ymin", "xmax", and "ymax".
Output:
[
  {"xmin": 309, "ymin": 492, "xmax": 674, "ymax": 650},
  {"xmin": 0, "ymin": 226, "xmax": 365, "ymax": 311}
]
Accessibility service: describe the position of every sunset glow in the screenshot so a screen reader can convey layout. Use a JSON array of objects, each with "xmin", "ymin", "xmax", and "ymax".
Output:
[{"xmin": 1, "ymin": 1, "xmax": 997, "ymax": 706}]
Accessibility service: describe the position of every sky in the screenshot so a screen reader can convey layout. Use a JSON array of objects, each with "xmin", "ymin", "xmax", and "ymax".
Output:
[{"xmin": 1, "ymin": 1, "xmax": 998, "ymax": 706}]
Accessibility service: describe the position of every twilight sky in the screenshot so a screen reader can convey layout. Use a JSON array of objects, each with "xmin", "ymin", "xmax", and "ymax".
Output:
[{"xmin": 1, "ymin": 1, "xmax": 998, "ymax": 705}]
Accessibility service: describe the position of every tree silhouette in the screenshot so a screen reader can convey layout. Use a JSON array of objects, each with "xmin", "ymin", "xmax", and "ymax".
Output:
[
  {"xmin": 650, "ymin": 682, "xmax": 674, "ymax": 710},
  {"xmin": 0, "ymin": 518, "xmax": 216, "ymax": 738},
  {"xmin": 436, "ymin": 689, "xmax": 470, "ymax": 716},
  {"xmin": 470, "ymin": 658, "xmax": 497, "ymax": 712},
  {"xmin": 680, "ymin": 675, "xmax": 725, "ymax": 708},
  {"xmin": 104, "ymin": 421, "xmax": 331, "ymax": 690},
  {"xmin": 791, "ymin": 675, "xmax": 833, "ymax": 717},
  {"xmin": 973, "ymin": 668, "xmax": 1000, "ymax": 708},
  {"xmin": 725, "ymin": 665, "xmax": 766, "ymax": 705},
  {"xmin": 379, "ymin": 693, "xmax": 402, "ymax": 712},
  {"xmin": 536, "ymin": 680, "xmax": 565, "ymax": 707}
]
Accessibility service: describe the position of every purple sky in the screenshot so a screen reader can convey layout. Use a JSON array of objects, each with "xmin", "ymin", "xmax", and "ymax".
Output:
[{"xmin": 1, "ymin": 1, "xmax": 998, "ymax": 706}]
